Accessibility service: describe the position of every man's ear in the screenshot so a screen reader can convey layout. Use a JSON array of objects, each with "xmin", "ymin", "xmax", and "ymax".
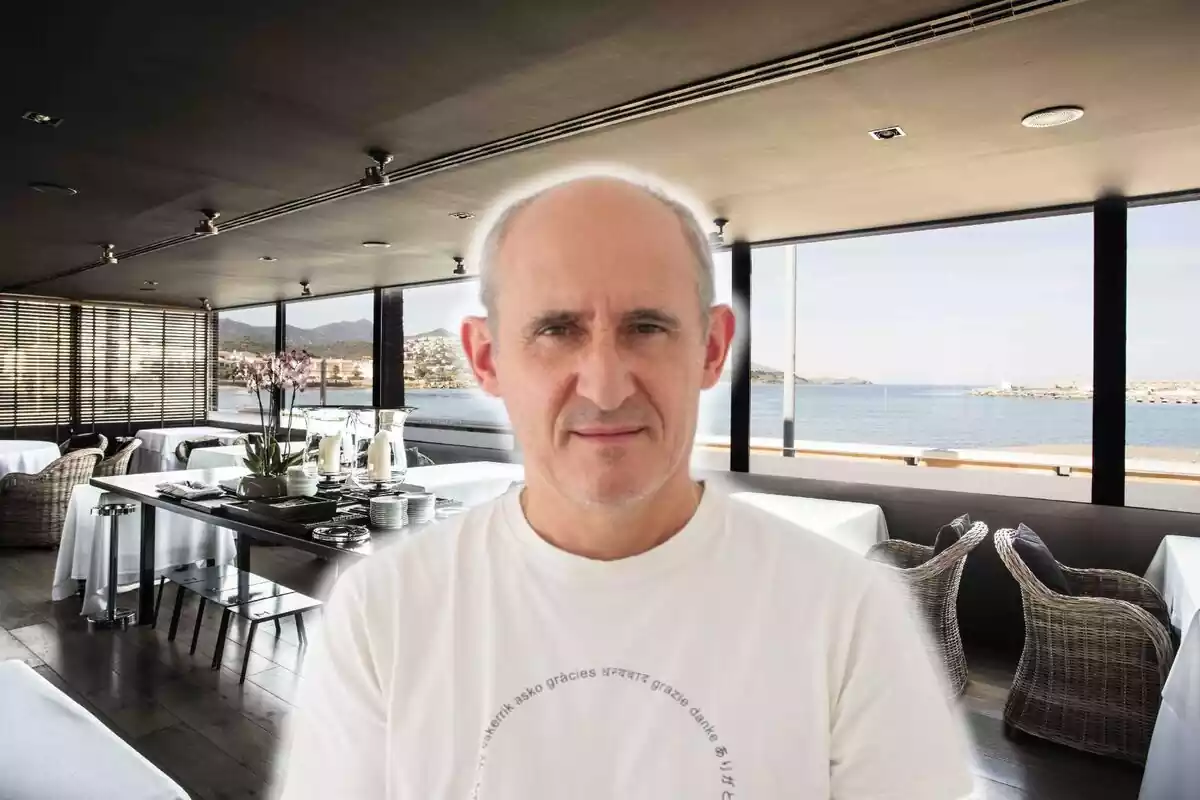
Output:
[
  {"xmin": 461, "ymin": 316, "xmax": 501, "ymax": 396},
  {"xmin": 700, "ymin": 304, "xmax": 736, "ymax": 390}
]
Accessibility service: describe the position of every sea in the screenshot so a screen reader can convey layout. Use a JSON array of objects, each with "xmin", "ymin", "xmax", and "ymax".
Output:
[{"xmin": 218, "ymin": 384, "xmax": 1200, "ymax": 450}]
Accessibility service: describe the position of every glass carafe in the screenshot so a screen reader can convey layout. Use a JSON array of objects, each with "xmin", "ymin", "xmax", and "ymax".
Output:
[
  {"xmin": 377, "ymin": 407, "xmax": 417, "ymax": 484},
  {"xmin": 301, "ymin": 407, "xmax": 354, "ymax": 477}
]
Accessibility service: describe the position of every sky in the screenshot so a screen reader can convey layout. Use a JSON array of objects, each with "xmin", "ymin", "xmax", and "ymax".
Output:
[
  {"xmin": 739, "ymin": 199, "xmax": 1199, "ymax": 385},
  {"xmin": 222, "ymin": 199, "xmax": 1198, "ymax": 386}
]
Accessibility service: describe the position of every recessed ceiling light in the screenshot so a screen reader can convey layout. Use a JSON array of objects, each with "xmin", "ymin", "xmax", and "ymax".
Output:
[
  {"xmin": 28, "ymin": 181, "xmax": 78, "ymax": 196},
  {"xmin": 1021, "ymin": 106, "xmax": 1085, "ymax": 128},
  {"xmin": 868, "ymin": 126, "xmax": 906, "ymax": 141},
  {"xmin": 361, "ymin": 241, "xmax": 391, "ymax": 248},
  {"xmin": 143, "ymin": 280, "xmax": 158, "ymax": 286},
  {"xmin": 259, "ymin": 256, "xmax": 277, "ymax": 262},
  {"xmin": 449, "ymin": 211, "xmax": 475, "ymax": 220},
  {"xmin": 22, "ymin": 111, "xmax": 63, "ymax": 127}
]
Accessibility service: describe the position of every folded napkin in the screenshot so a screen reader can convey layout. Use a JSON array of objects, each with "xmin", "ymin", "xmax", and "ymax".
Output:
[{"xmin": 155, "ymin": 480, "xmax": 223, "ymax": 500}]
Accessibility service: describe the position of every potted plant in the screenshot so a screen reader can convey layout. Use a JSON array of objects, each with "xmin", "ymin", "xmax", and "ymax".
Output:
[{"xmin": 234, "ymin": 349, "xmax": 314, "ymax": 497}]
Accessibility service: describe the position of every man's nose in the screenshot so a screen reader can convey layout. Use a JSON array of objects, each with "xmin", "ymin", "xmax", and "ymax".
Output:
[{"xmin": 574, "ymin": 331, "xmax": 636, "ymax": 411}]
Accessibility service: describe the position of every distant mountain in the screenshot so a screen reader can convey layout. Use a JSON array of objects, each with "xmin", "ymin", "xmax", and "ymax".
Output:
[
  {"xmin": 285, "ymin": 319, "xmax": 373, "ymax": 347},
  {"xmin": 218, "ymin": 317, "xmax": 374, "ymax": 359},
  {"xmin": 720, "ymin": 360, "xmax": 871, "ymax": 385},
  {"xmin": 405, "ymin": 327, "xmax": 454, "ymax": 340}
]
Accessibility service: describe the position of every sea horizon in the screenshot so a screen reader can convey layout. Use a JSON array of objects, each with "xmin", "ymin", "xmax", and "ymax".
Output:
[{"xmin": 217, "ymin": 383, "xmax": 1200, "ymax": 452}]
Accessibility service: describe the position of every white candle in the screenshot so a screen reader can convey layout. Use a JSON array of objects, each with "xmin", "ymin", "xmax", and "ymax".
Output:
[
  {"xmin": 367, "ymin": 430, "xmax": 391, "ymax": 481},
  {"xmin": 318, "ymin": 434, "xmax": 341, "ymax": 474}
]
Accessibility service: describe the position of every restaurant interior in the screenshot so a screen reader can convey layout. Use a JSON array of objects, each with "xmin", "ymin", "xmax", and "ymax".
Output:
[{"xmin": 1, "ymin": 0, "xmax": 1199, "ymax": 797}]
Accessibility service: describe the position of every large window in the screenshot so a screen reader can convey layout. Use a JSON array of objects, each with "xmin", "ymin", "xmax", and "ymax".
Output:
[
  {"xmin": 749, "ymin": 214, "xmax": 1095, "ymax": 499},
  {"xmin": 693, "ymin": 250, "xmax": 734, "ymax": 464},
  {"xmin": 79, "ymin": 305, "xmax": 210, "ymax": 427},
  {"xmin": 285, "ymin": 292, "xmax": 374, "ymax": 408},
  {"xmin": 3, "ymin": 297, "xmax": 209, "ymax": 437},
  {"xmin": 402, "ymin": 280, "xmax": 508, "ymax": 428},
  {"xmin": 1126, "ymin": 199, "xmax": 1200, "ymax": 511},
  {"xmin": 215, "ymin": 303, "xmax": 277, "ymax": 420},
  {"xmin": 0, "ymin": 298, "xmax": 72, "ymax": 436}
]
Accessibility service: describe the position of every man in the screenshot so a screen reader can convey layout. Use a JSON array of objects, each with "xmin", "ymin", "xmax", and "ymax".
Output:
[{"xmin": 281, "ymin": 169, "xmax": 973, "ymax": 798}]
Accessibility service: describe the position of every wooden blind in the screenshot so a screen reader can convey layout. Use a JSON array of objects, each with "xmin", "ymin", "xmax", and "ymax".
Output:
[
  {"xmin": 78, "ymin": 305, "xmax": 211, "ymax": 427},
  {"xmin": 0, "ymin": 297, "xmax": 73, "ymax": 430}
]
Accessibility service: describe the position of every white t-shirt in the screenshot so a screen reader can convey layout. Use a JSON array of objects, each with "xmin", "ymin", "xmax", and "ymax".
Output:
[{"xmin": 281, "ymin": 486, "xmax": 974, "ymax": 799}]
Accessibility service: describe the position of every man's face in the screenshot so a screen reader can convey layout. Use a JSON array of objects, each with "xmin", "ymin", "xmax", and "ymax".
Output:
[{"xmin": 462, "ymin": 179, "xmax": 735, "ymax": 507}]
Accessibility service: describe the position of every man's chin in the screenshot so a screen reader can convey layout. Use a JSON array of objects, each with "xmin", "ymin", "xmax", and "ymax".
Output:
[{"xmin": 561, "ymin": 469, "xmax": 659, "ymax": 509}]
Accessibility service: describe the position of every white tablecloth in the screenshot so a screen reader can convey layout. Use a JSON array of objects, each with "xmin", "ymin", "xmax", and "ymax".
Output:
[
  {"xmin": 407, "ymin": 461, "xmax": 525, "ymax": 507},
  {"xmin": 0, "ymin": 440, "xmax": 61, "ymax": 480},
  {"xmin": 132, "ymin": 426, "xmax": 238, "ymax": 473},
  {"xmin": 1140, "ymin": 535, "xmax": 1200, "ymax": 800},
  {"xmin": 728, "ymin": 492, "xmax": 889, "ymax": 555},
  {"xmin": 186, "ymin": 441, "xmax": 300, "ymax": 470},
  {"xmin": 51, "ymin": 484, "xmax": 236, "ymax": 616},
  {"xmin": 0, "ymin": 661, "xmax": 188, "ymax": 800}
]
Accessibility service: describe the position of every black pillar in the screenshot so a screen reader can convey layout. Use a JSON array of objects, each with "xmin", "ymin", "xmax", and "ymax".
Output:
[
  {"xmin": 1091, "ymin": 196, "xmax": 1127, "ymax": 506},
  {"xmin": 730, "ymin": 240, "xmax": 752, "ymax": 473},
  {"xmin": 273, "ymin": 302, "xmax": 286, "ymax": 427},
  {"xmin": 377, "ymin": 287, "xmax": 406, "ymax": 408}
]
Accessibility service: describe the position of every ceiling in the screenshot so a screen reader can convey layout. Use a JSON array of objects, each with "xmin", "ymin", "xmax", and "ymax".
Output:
[{"xmin": 3, "ymin": 0, "xmax": 1198, "ymax": 308}]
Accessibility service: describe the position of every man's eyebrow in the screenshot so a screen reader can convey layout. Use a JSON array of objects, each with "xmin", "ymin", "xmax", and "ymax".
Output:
[
  {"xmin": 524, "ymin": 310, "xmax": 582, "ymax": 336},
  {"xmin": 623, "ymin": 308, "xmax": 681, "ymax": 329}
]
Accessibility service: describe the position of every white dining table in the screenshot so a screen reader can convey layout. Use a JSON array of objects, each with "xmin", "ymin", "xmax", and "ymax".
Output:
[
  {"xmin": 0, "ymin": 661, "xmax": 189, "ymax": 800},
  {"xmin": 51, "ymin": 484, "xmax": 236, "ymax": 616},
  {"xmin": 0, "ymin": 440, "xmax": 61, "ymax": 480},
  {"xmin": 132, "ymin": 426, "xmax": 238, "ymax": 473},
  {"xmin": 728, "ymin": 492, "xmax": 890, "ymax": 555},
  {"xmin": 407, "ymin": 460, "xmax": 525, "ymax": 507},
  {"xmin": 186, "ymin": 441, "xmax": 301, "ymax": 470},
  {"xmin": 1140, "ymin": 535, "xmax": 1200, "ymax": 800}
]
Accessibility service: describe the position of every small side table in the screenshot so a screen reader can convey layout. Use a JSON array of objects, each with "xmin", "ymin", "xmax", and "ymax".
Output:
[{"xmin": 87, "ymin": 501, "xmax": 139, "ymax": 631}]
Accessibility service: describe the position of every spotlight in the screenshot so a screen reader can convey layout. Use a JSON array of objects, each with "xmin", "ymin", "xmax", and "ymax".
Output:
[
  {"xmin": 453, "ymin": 256, "xmax": 466, "ymax": 276},
  {"xmin": 199, "ymin": 297, "xmax": 212, "ymax": 311},
  {"xmin": 22, "ymin": 111, "xmax": 63, "ymax": 127},
  {"xmin": 449, "ymin": 211, "xmax": 475, "ymax": 220},
  {"xmin": 300, "ymin": 280, "xmax": 312, "ymax": 297},
  {"xmin": 101, "ymin": 244, "xmax": 117, "ymax": 265},
  {"xmin": 360, "ymin": 148, "xmax": 393, "ymax": 187},
  {"xmin": 195, "ymin": 209, "xmax": 220, "ymax": 236},
  {"xmin": 710, "ymin": 217, "xmax": 729, "ymax": 246},
  {"xmin": 259, "ymin": 256, "xmax": 277, "ymax": 262}
]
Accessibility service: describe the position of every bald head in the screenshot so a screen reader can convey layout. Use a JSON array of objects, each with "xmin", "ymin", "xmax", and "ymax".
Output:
[{"xmin": 475, "ymin": 173, "xmax": 716, "ymax": 323}]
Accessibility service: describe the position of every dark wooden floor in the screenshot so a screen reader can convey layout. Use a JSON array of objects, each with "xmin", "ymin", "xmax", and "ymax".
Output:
[{"xmin": 0, "ymin": 546, "xmax": 1145, "ymax": 799}]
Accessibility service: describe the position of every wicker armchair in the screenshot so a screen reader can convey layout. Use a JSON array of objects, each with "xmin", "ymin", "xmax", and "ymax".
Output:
[
  {"xmin": 0, "ymin": 448, "xmax": 104, "ymax": 548},
  {"xmin": 58, "ymin": 433, "xmax": 108, "ymax": 455},
  {"xmin": 95, "ymin": 438, "xmax": 142, "ymax": 478},
  {"xmin": 995, "ymin": 528, "xmax": 1174, "ymax": 763},
  {"xmin": 867, "ymin": 520, "xmax": 989, "ymax": 696}
]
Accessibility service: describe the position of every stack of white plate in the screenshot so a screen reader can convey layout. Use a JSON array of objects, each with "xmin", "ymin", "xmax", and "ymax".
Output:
[
  {"xmin": 402, "ymin": 492, "xmax": 436, "ymax": 524},
  {"xmin": 369, "ymin": 496, "xmax": 407, "ymax": 529}
]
